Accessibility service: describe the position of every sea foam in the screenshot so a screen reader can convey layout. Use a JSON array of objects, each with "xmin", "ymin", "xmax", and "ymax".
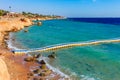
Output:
[{"xmin": 6, "ymin": 33, "xmax": 20, "ymax": 50}]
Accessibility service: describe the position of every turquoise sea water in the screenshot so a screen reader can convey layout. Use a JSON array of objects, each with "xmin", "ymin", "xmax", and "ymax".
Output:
[{"xmin": 13, "ymin": 19, "xmax": 120, "ymax": 80}]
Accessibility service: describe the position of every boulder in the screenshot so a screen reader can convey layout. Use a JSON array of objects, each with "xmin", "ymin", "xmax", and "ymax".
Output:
[
  {"xmin": 33, "ymin": 78, "xmax": 39, "ymax": 80},
  {"xmin": 34, "ymin": 54, "xmax": 41, "ymax": 58},
  {"xmin": 33, "ymin": 69, "xmax": 41, "ymax": 74},
  {"xmin": 24, "ymin": 57, "xmax": 36, "ymax": 62},
  {"xmin": 24, "ymin": 30, "xmax": 28, "ymax": 33},
  {"xmin": 40, "ymin": 65, "xmax": 47, "ymax": 70},
  {"xmin": 48, "ymin": 52, "xmax": 56, "ymax": 59},
  {"xmin": 39, "ymin": 60, "xmax": 46, "ymax": 64},
  {"xmin": 38, "ymin": 72, "xmax": 46, "ymax": 77},
  {"xmin": 37, "ymin": 22, "xmax": 41, "ymax": 26},
  {"xmin": 27, "ymin": 73, "xmax": 33, "ymax": 76}
]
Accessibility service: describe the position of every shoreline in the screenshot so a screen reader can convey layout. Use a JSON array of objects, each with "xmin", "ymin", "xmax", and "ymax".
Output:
[
  {"xmin": 0, "ymin": 16, "xmax": 69, "ymax": 80},
  {"xmin": 7, "ymin": 22, "xmax": 70, "ymax": 80},
  {"xmin": 0, "ymin": 16, "xmax": 34, "ymax": 80}
]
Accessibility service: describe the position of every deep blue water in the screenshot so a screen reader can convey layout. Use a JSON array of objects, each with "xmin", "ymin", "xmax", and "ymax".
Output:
[
  {"xmin": 68, "ymin": 18, "xmax": 120, "ymax": 25},
  {"xmin": 12, "ymin": 18, "xmax": 120, "ymax": 80}
]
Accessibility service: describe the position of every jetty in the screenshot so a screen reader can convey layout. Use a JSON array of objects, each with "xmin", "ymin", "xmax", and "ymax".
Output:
[{"xmin": 12, "ymin": 39, "xmax": 120, "ymax": 55}]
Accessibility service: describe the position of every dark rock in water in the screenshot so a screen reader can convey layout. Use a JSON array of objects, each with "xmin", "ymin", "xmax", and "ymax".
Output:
[
  {"xmin": 24, "ymin": 30, "xmax": 28, "ymax": 33},
  {"xmin": 48, "ymin": 55, "xmax": 56, "ymax": 59},
  {"xmin": 78, "ymin": 61, "xmax": 82, "ymax": 64},
  {"xmin": 86, "ymin": 68, "xmax": 91, "ymax": 71},
  {"xmin": 12, "ymin": 38, "xmax": 15, "ymax": 41},
  {"xmin": 85, "ymin": 63, "xmax": 93, "ymax": 68},
  {"xmin": 48, "ymin": 52, "xmax": 56, "ymax": 59},
  {"xmin": 34, "ymin": 54, "xmax": 41, "ymax": 58},
  {"xmin": 36, "ymin": 19, "xmax": 39, "ymax": 21},
  {"xmin": 85, "ymin": 63, "xmax": 95, "ymax": 73},
  {"xmin": 37, "ymin": 22, "xmax": 41, "ymax": 26},
  {"xmin": 52, "ymin": 52, "xmax": 56, "ymax": 54},
  {"xmin": 39, "ymin": 60, "xmax": 46, "ymax": 64}
]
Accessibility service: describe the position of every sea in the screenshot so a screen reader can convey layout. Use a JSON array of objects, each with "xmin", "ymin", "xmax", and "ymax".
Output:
[{"xmin": 8, "ymin": 18, "xmax": 120, "ymax": 80}]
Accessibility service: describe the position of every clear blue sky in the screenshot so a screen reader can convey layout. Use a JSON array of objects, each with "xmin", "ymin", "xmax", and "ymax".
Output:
[{"xmin": 0, "ymin": 0, "xmax": 120, "ymax": 17}]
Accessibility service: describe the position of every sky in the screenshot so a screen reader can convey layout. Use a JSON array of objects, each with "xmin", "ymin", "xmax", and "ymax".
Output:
[{"xmin": 0, "ymin": 0, "xmax": 120, "ymax": 17}]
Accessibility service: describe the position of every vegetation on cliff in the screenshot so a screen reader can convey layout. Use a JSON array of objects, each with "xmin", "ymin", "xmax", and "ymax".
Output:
[
  {"xmin": 0, "ymin": 9, "xmax": 9, "ymax": 16},
  {"xmin": 0, "ymin": 9, "xmax": 63, "ymax": 19},
  {"xmin": 22, "ymin": 11, "xmax": 63, "ymax": 19}
]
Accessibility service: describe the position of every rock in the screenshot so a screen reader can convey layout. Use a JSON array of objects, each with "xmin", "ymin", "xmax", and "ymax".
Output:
[
  {"xmin": 39, "ymin": 70, "xmax": 51, "ymax": 77},
  {"xmin": 20, "ymin": 18, "xmax": 27, "ymax": 22},
  {"xmin": 43, "ymin": 70, "xmax": 51, "ymax": 75},
  {"xmin": 12, "ymin": 38, "xmax": 15, "ymax": 41},
  {"xmin": 24, "ymin": 57, "xmax": 36, "ymax": 62},
  {"xmin": 38, "ymin": 72, "xmax": 46, "ymax": 77},
  {"xmin": 33, "ymin": 78, "xmax": 39, "ymax": 80},
  {"xmin": 48, "ymin": 52, "xmax": 56, "ymax": 59},
  {"xmin": 27, "ymin": 73, "xmax": 33, "ymax": 76},
  {"xmin": 34, "ymin": 54, "xmax": 41, "ymax": 58},
  {"xmin": 39, "ymin": 60, "xmax": 47, "ymax": 69},
  {"xmin": 11, "ymin": 50, "xmax": 15, "ymax": 54},
  {"xmin": 33, "ymin": 69, "xmax": 41, "ymax": 74},
  {"xmin": 24, "ymin": 30, "xmax": 28, "ymax": 33},
  {"xmin": 39, "ymin": 60, "xmax": 46, "ymax": 64},
  {"xmin": 40, "ymin": 65, "xmax": 47, "ymax": 70},
  {"xmin": 48, "ymin": 55, "xmax": 56, "ymax": 59},
  {"xmin": 37, "ymin": 22, "xmax": 41, "ymax": 26}
]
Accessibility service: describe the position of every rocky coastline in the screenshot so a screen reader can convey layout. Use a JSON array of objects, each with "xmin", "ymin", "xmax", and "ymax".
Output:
[
  {"xmin": 0, "ymin": 16, "xmax": 33, "ymax": 80},
  {"xmin": 0, "ymin": 16, "xmax": 68, "ymax": 80}
]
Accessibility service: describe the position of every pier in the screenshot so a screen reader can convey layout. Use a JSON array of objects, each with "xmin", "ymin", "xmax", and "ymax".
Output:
[{"xmin": 12, "ymin": 39, "xmax": 120, "ymax": 55}]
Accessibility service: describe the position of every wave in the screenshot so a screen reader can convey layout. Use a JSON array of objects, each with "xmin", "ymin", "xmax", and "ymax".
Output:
[
  {"xmin": 80, "ymin": 75, "xmax": 99, "ymax": 80},
  {"xmin": 6, "ymin": 33, "xmax": 21, "ymax": 50},
  {"xmin": 6, "ymin": 33, "xmax": 71, "ymax": 79},
  {"xmin": 40, "ymin": 57, "xmax": 100, "ymax": 80},
  {"xmin": 7, "ymin": 34, "xmax": 120, "ymax": 80},
  {"xmin": 39, "ymin": 57, "xmax": 70, "ymax": 79}
]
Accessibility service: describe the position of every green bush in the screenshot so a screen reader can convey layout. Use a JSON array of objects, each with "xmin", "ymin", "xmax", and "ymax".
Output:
[{"xmin": 0, "ymin": 10, "xmax": 9, "ymax": 16}]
